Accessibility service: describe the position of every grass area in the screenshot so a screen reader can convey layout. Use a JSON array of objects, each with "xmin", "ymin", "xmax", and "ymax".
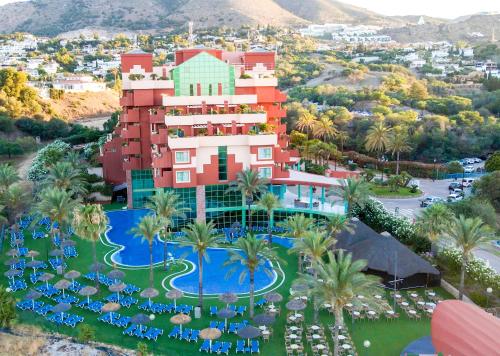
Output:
[
  {"xmin": 368, "ymin": 183, "xmax": 422, "ymax": 198},
  {"xmin": 0, "ymin": 211, "xmax": 452, "ymax": 356}
]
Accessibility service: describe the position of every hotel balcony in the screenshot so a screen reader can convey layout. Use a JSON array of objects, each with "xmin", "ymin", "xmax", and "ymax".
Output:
[
  {"xmin": 273, "ymin": 147, "xmax": 291, "ymax": 163},
  {"xmin": 122, "ymin": 157, "xmax": 141, "ymax": 170},
  {"xmin": 122, "ymin": 79, "xmax": 174, "ymax": 90},
  {"xmin": 120, "ymin": 92, "xmax": 134, "ymax": 107},
  {"xmin": 162, "ymin": 94, "xmax": 258, "ymax": 107},
  {"xmin": 164, "ymin": 112, "xmax": 267, "ymax": 127},
  {"xmin": 152, "ymin": 150, "xmax": 172, "ymax": 168},
  {"xmin": 153, "ymin": 171, "xmax": 173, "ymax": 187},
  {"xmin": 150, "ymin": 128, "xmax": 168, "ymax": 145},
  {"xmin": 167, "ymin": 133, "xmax": 278, "ymax": 150},
  {"xmin": 150, "ymin": 109, "xmax": 166, "ymax": 124},
  {"xmin": 267, "ymin": 105, "xmax": 287, "ymax": 118},
  {"xmin": 275, "ymin": 91, "xmax": 287, "ymax": 102},
  {"xmin": 121, "ymin": 125, "xmax": 141, "ymax": 139},
  {"xmin": 234, "ymin": 77, "xmax": 278, "ymax": 87},
  {"xmin": 122, "ymin": 109, "xmax": 140, "ymax": 123},
  {"xmin": 121, "ymin": 141, "xmax": 141, "ymax": 155}
]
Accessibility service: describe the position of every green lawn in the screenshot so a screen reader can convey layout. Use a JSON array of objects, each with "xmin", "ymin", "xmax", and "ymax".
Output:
[
  {"xmin": 368, "ymin": 183, "xmax": 422, "ymax": 198},
  {"xmin": 0, "ymin": 208, "xmax": 451, "ymax": 356}
]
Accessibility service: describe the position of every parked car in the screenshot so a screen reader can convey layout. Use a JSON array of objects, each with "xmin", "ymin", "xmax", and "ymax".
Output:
[
  {"xmin": 447, "ymin": 193, "xmax": 463, "ymax": 202},
  {"xmin": 464, "ymin": 165, "xmax": 475, "ymax": 173},
  {"xmin": 450, "ymin": 188, "xmax": 465, "ymax": 196},
  {"xmin": 473, "ymin": 157, "xmax": 482, "ymax": 163},
  {"xmin": 461, "ymin": 178, "xmax": 475, "ymax": 187},
  {"xmin": 420, "ymin": 196, "xmax": 445, "ymax": 207},
  {"xmin": 449, "ymin": 182, "xmax": 462, "ymax": 190}
]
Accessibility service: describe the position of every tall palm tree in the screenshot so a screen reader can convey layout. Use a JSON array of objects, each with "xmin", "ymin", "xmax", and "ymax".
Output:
[
  {"xmin": 43, "ymin": 162, "xmax": 88, "ymax": 197},
  {"xmin": 34, "ymin": 187, "xmax": 81, "ymax": 260},
  {"xmin": 296, "ymin": 111, "xmax": 317, "ymax": 138},
  {"xmin": 336, "ymin": 131, "xmax": 349, "ymax": 154},
  {"xmin": 313, "ymin": 115, "xmax": 338, "ymax": 141},
  {"xmin": 387, "ymin": 129, "xmax": 412, "ymax": 175},
  {"xmin": 257, "ymin": 192, "xmax": 281, "ymax": 245},
  {"xmin": 73, "ymin": 204, "xmax": 109, "ymax": 289},
  {"xmin": 416, "ymin": 203, "xmax": 454, "ymax": 255},
  {"xmin": 225, "ymin": 234, "xmax": 284, "ymax": 318},
  {"xmin": 226, "ymin": 169, "xmax": 268, "ymax": 230},
  {"xmin": 278, "ymin": 214, "xmax": 315, "ymax": 272},
  {"xmin": 0, "ymin": 164, "xmax": 19, "ymax": 193},
  {"xmin": 324, "ymin": 214, "xmax": 353, "ymax": 239},
  {"xmin": 1, "ymin": 182, "xmax": 31, "ymax": 226},
  {"xmin": 329, "ymin": 177, "xmax": 369, "ymax": 216},
  {"xmin": 444, "ymin": 215, "xmax": 497, "ymax": 300},
  {"xmin": 365, "ymin": 122, "xmax": 391, "ymax": 171},
  {"xmin": 146, "ymin": 191, "xmax": 190, "ymax": 269},
  {"xmin": 0, "ymin": 205, "xmax": 8, "ymax": 227},
  {"xmin": 300, "ymin": 250, "xmax": 381, "ymax": 356},
  {"xmin": 289, "ymin": 230, "xmax": 335, "ymax": 322},
  {"xmin": 130, "ymin": 215, "xmax": 162, "ymax": 289},
  {"xmin": 179, "ymin": 221, "xmax": 219, "ymax": 309}
]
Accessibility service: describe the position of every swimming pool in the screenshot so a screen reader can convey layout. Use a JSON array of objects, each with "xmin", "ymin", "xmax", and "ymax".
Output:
[{"xmin": 104, "ymin": 209, "xmax": 278, "ymax": 295}]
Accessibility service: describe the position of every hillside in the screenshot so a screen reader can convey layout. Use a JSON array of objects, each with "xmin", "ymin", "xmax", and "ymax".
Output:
[
  {"xmin": 0, "ymin": 0, "xmax": 400, "ymax": 35},
  {"xmin": 49, "ymin": 89, "xmax": 120, "ymax": 121}
]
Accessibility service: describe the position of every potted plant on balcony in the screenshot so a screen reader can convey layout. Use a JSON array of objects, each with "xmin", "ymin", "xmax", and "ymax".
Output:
[
  {"xmin": 197, "ymin": 128, "xmax": 208, "ymax": 136},
  {"xmin": 150, "ymin": 73, "xmax": 158, "ymax": 80}
]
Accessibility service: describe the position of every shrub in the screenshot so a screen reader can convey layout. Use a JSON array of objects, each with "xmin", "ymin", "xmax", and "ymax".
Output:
[
  {"xmin": 0, "ymin": 286, "xmax": 16, "ymax": 328},
  {"xmin": 469, "ymin": 291, "xmax": 488, "ymax": 307},
  {"xmin": 0, "ymin": 115, "xmax": 15, "ymax": 132},
  {"xmin": 137, "ymin": 342, "xmax": 148, "ymax": 356},
  {"xmin": 347, "ymin": 163, "xmax": 358, "ymax": 171},
  {"xmin": 447, "ymin": 161, "xmax": 464, "ymax": 174},
  {"xmin": 485, "ymin": 151, "xmax": 500, "ymax": 172},
  {"xmin": 77, "ymin": 324, "xmax": 95, "ymax": 343}
]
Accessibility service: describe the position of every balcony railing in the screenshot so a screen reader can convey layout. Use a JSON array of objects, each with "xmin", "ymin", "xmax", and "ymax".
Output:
[
  {"xmin": 121, "ymin": 141, "xmax": 141, "ymax": 155},
  {"xmin": 120, "ymin": 92, "xmax": 134, "ymax": 107},
  {"xmin": 121, "ymin": 125, "xmax": 141, "ymax": 139},
  {"xmin": 153, "ymin": 171, "xmax": 172, "ymax": 187},
  {"xmin": 122, "ymin": 109, "xmax": 140, "ymax": 123},
  {"xmin": 122, "ymin": 157, "xmax": 141, "ymax": 170},
  {"xmin": 150, "ymin": 128, "xmax": 168, "ymax": 145}
]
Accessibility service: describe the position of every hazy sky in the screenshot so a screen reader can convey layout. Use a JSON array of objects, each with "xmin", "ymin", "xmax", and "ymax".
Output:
[{"xmin": 0, "ymin": 0, "xmax": 499, "ymax": 19}]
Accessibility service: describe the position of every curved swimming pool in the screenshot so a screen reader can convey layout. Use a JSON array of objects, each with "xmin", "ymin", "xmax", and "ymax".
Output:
[{"xmin": 104, "ymin": 209, "xmax": 278, "ymax": 295}]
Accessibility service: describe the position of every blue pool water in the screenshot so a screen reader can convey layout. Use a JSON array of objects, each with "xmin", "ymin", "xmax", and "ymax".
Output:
[{"xmin": 105, "ymin": 209, "xmax": 277, "ymax": 295}]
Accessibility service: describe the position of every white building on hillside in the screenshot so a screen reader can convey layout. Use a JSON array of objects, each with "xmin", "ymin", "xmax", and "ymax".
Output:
[{"xmin": 53, "ymin": 75, "xmax": 106, "ymax": 92}]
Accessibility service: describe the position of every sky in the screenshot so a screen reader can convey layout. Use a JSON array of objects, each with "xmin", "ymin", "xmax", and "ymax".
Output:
[{"xmin": 0, "ymin": 0, "xmax": 499, "ymax": 19}]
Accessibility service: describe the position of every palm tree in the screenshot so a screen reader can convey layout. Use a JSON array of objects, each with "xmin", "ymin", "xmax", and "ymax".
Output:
[
  {"xmin": 289, "ymin": 230, "xmax": 335, "ymax": 322},
  {"xmin": 73, "ymin": 204, "xmax": 109, "ymax": 289},
  {"xmin": 324, "ymin": 214, "xmax": 353, "ymax": 239},
  {"xmin": 43, "ymin": 162, "xmax": 88, "ymax": 197},
  {"xmin": 146, "ymin": 191, "xmax": 190, "ymax": 269},
  {"xmin": 0, "ymin": 164, "xmax": 19, "ymax": 193},
  {"xmin": 365, "ymin": 122, "xmax": 391, "ymax": 171},
  {"xmin": 296, "ymin": 111, "xmax": 317, "ymax": 138},
  {"xmin": 387, "ymin": 129, "xmax": 412, "ymax": 175},
  {"xmin": 329, "ymin": 177, "xmax": 370, "ymax": 216},
  {"xmin": 130, "ymin": 215, "xmax": 162, "ymax": 289},
  {"xmin": 179, "ymin": 221, "xmax": 219, "ymax": 309},
  {"xmin": 225, "ymin": 234, "xmax": 284, "ymax": 318},
  {"xmin": 1, "ymin": 182, "xmax": 31, "ymax": 226},
  {"xmin": 300, "ymin": 250, "xmax": 381, "ymax": 356},
  {"xmin": 313, "ymin": 115, "xmax": 338, "ymax": 141},
  {"xmin": 257, "ymin": 192, "xmax": 281, "ymax": 245},
  {"xmin": 336, "ymin": 131, "xmax": 349, "ymax": 154},
  {"xmin": 0, "ymin": 205, "xmax": 8, "ymax": 227},
  {"xmin": 34, "ymin": 187, "xmax": 81, "ymax": 260},
  {"xmin": 444, "ymin": 215, "xmax": 497, "ymax": 300},
  {"xmin": 278, "ymin": 214, "xmax": 315, "ymax": 272},
  {"xmin": 416, "ymin": 203, "xmax": 454, "ymax": 255},
  {"xmin": 226, "ymin": 169, "xmax": 268, "ymax": 230}
]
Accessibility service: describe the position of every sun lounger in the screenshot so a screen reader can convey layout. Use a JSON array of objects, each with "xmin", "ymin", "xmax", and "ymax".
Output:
[
  {"xmin": 210, "ymin": 305, "xmax": 218, "ymax": 316},
  {"xmin": 168, "ymin": 325, "xmax": 180, "ymax": 338},
  {"xmin": 114, "ymin": 316, "xmax": 131, "ymax": 328},
  {"xmin": 189, "ymin": 329, "xmax": 200, "ymax": 342},
  {"xmin": 124, "ymin": 324, "xmax": 138, "ymax": 336},
  {"xmin": 251, "ymin": 340, "xmax": 260, "ymax": 353},
  {"xmin": 236, "ymin": 305, "xmax": 246, "ymax": 316},
  {"xmin": 236, "ymin": 340, "xmax": 246, "ymax": 353},
  {"xmin": 211, "ymin": 341, "xmax": 222, "ymax": 354},
  {"xmin": 199, "ymin": 340, "xmax": 211, "ymax": 353},
  {"xmin": 180, "ymin": 328, "xmax": 191, "ymax": 341},
  {"xmin": 220, "ymin": 342, "xmax": 232, "ymax": 355}
]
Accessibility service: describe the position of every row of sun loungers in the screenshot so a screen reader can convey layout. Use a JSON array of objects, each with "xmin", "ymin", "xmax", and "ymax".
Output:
[
  {"xmin": 199, "ymin": 341, "xmax": 232, "ymax": 354},
  {"xmin": 124, "ymin": 324, "xmax": 164, "ymax": 341}
]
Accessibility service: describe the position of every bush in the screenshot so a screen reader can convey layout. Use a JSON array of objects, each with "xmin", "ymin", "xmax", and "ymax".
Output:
[
  {"xmin": 0, "ymin": 115, "xmax": 15, "ymax": 132},
  {"xmin": 137, "ymin": 342, "xmax": 148, "ymax": 356},
  {"xmin": 485, "ymin": 151, "xmax": 500, "ymax": 172},
  {"xmin": 304, "ymin": 161, "xmax": 327, "ymax": 175},
  {"xmin": 447, "ymin": 161, "xmax": 464, "ymax": 174},
  {"xmin": 77, "ymin": 324, "xmax": 95, "ymax": 343},
  {"xmin": 469, "ymin": 291, "xmax": 488, "ymax": 307},
  {"xmin": 347, "ymin": 163, "xmax": 358, "ymax": 171},
  {"xmin": 0, "ymin": 286, "xmax": 16, "ymax": 328}
]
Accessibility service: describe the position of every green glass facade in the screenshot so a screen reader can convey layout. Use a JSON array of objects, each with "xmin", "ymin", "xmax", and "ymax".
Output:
[
  {"xmin": 218, "ymin": 146, "xmax": 227, "ymax": 181},
  {"xmin": 171, "ymin": 52, "xmax": 235, "ymax": 96}
]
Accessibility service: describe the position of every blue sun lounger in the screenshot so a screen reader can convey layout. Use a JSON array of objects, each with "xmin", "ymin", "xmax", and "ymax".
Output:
[
  {"xmin": 168, "ymin": 325, "xmax": 180, "ymax": 338},
  {"xmin": 114, "ymin": 316, "xmax": 131, "ymax": 328},
  {"xmin": 236, "ymin": 340, "xmax": 246, "ymax": 353},
  {"xmin": 254, "ymin": 298, "xmax": 267, "ymax": 307},
  {"xmin": 211, "ymin": 341, "xmax": 222, "ymax": 353},
  {"xmin": 180, "ymin": 328, "xmax": 191, "ymax": 341},
  {"xmin": 220, "ymin": 342, "xmax": 232, "ymax": 355},
  {"xmin": 251, "ymin": 340, "xmax": 260, "ymax": 353},
  {"xmin": 35, "ymin": 304, "xmax": 53, "ymax": 316},
  {"xmin": 236, "ymin": 305, "xmax": 246, "ymax": 316},
  {"xmin": 124, "ymin": 324, "xmax": 138, "ymax": 336},
  {"xmin": 189, "ymin": 329, "xmax": 200, "ymax": 342},
  {"xmin": 199, "ymin": 340, "xmax": 211, "ymax": 353}
]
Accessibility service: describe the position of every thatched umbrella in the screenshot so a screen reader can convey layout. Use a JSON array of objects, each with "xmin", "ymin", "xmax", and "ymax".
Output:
[
  {"xmin": 49, "ymin": 249, "xmax": 63, "ymax": 259},
  {"xmin": 5, "ymin": 258, "xmax": 19, "ymax": 269},
  {"xmin": 237, "ymin": 325, "xmax": 261, "ymax": 344},
  {"xmin": 200, "ymin": 328, "xmax": 222, "ymax": 349},
  {"xmin": 54, "ymin": 279, "xmax": 71, "ymax": 297},
  {"xmin": 26, "ymin": 260, "xmax": 43, "ymax": 274},
  {"xmin": 132, "ymin": 313, "xmax": 152, "ymax": 333},
  {"xmin": 52, "ymin": 302, "xmax": 71, "ymax": 320},
  {"xmin": 26, "ymin": 250, "xmax": 40, "ymax": 261},
  {"xmin": 170, "ymin": 313, "xmax": 191, "ymax": 333},
  {"xmin": 286, "ymin": 299, "xmax": 306, "ymax": 317},
  {"xmin": 219, "ymin": 292, "xmax": 238, "ymax": 307},
  {"xmin": 13, "ymin": 238, "xmax": 24, "ymax": 250},
  {"xmin": 217, "ymin": 308, "xmax": 236, "ymax": 329},
  {"xmin": 25, "ymin": 289, "xmax": 42, "ymax": 310},
  {"xmin": 166, "ymin": 289, "xmax": 184, "ymax": 307},
  {"xmin": 253, "ymin": 313, "xmax": 276, "ymax": 326},
  {"xmin": 60, "ymin": 239, "xmax": 76, "ymax": 248},
  {"xmin": 102, "ymin": 302, "xmax": 121, "ymax": 323},
  {"xmin": 140, "ymin": 288, "xmax": 159, "ymax": 308},
  {"xmin": 265, "ymin": 292, "xmax": 283, "ymax": 307},
  {"xmin": 107, "ymin": 269, "xmax": 125, "ymax": 282},
  {"xmin": 64, "ymin": 270, "xmax": 81, "ymax": 289},
  {"xmin": 38, "ymin": 272, "xmax": 55, "ymax": 288},
  {"xmin": 79, "ymin": 286, "xmax": 98, "ymax": 304},
  {"xmin": 109, "ymin": 282, "xmax": 126, "ymax": 302},
  {"xmin": 4, "ymin": 269, "xmax": 22, "ymax": 281},
  {"xmin": 291, "ymin": 283, "xmax": 308, "ymax": 295},
  {"xmin": 89, "ymin": 262, "xmax": 106, "ymax": 273},
  {"xmin": 6, "ymin": 249, "xmax": 19, "ymax": 257}
]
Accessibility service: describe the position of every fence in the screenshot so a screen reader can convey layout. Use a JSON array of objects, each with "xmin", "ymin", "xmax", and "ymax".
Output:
[{"xmin": 443, "ymin": 172, "xmax": 486, "ymax": 180}]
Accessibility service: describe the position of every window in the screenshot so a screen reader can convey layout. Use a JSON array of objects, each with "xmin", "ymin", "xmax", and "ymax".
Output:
[
  {"xmin": 258, "ymin": 167, "xmax": 272, "ymax": 179},
  {"xmin": 209, "ymin": 84, "xmax": 213, "ymax": 96},
  {"xmin": 258, "ymin": 147, "xmax": 272, "ymax": 160},
  {"xmin": 176, "ymin": 170, "xmax": 191, "ymax": 183},
  {"xmin": 189, "ymin": 84, "xmax": 194, "ymax": 96},
  {"xmin": 175, "ymin": 151, "xmax": 190, "ymax": 163},
  {"xmin": 218, "ymin": 146, "xmax": 227, "ymax": 180}
]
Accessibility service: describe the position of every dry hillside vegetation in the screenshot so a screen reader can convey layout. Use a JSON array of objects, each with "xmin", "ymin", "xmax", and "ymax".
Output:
[{"xmin": 49, "ymin": 89, "xmax": 120, "ymax": 121}]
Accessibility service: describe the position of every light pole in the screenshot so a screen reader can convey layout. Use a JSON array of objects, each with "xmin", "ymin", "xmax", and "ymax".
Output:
[
  {"xmin": 486, "ymin": 287, "xmax": 493, "ymax": 308},
  {"xmin": 433, "ymin": 159, "xmax": 437, "ymax": 181},
  {"xmin": 364, "ymin": 340, "xmax": 371, "ymax": 355}
]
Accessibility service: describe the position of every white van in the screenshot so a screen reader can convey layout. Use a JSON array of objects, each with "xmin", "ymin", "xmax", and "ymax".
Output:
[{"xmin": 461, "ymin": 178, "xmax": 475, "ymax": 187}]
